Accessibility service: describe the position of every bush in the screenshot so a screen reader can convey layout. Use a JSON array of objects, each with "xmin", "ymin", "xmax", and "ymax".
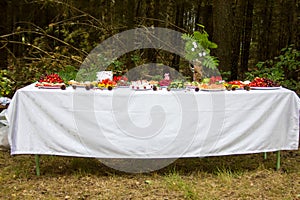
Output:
[
  {"xmin": 0, "ymin": 70, "xmax": 15, "ymax": 98},
  {"xmin": 245, "ymin": 45, "xmax": 300, "ymax": 95}
]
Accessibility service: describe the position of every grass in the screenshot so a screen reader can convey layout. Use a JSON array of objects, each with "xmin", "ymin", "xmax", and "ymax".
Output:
[{"xmin": 0, "ymin": 149, "xmax": 299, "ymax": 199}]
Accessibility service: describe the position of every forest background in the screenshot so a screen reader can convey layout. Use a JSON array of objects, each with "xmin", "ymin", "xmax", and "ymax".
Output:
[{"xmin": 0, "ymin": 0, "xmax": 299, "ymax": 97}]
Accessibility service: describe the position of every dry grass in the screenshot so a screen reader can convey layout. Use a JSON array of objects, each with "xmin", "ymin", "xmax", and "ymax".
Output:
[{"xmin": 0, "ymin": 149, "xmax": 299, "ymax": 200}]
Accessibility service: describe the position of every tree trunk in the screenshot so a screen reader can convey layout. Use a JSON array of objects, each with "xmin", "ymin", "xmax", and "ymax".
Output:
[
  {"xmin": 278, "ymin": 0, "xmax": 297, "ymax": 49},
  {"xmin": 201, "ymin": 4, "xmax": 213, "ymax": 39},
  {"xmin": 257, "ymin": 0, "xmax": 274, "ymax": 61},
  {"xmin": 212, "ymin": 0, "xmax": 233, "ymax": 73},
  {"xmin": 240, "ymin": 0, "xmax": 254, "ymax": 79},
  {"xmin": 124, "ymin": 0, "xmax": 135, "ymax": 74},
  {"xmin": 194, "ymin": 1, "xmax": 202, "ymax": 30},
  {"xmin": 295, "ymin": 0, "xmax": 300, "ymax": 48},
  {"xmin": 230, "ymin": 0, "xmax": 245, "ymax": 80},
  {"xmin": 171, "ymin": 1, "xmax": 185, "ymax": 72},
  {"xmin": 0, "ymin": 0, "xmax": 9, "ymax": 69}
]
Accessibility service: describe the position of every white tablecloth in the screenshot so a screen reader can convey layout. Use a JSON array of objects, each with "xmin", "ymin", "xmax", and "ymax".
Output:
[{"xmin": 7, "ymin": 84, "xmax": 300, "ymax": 158}]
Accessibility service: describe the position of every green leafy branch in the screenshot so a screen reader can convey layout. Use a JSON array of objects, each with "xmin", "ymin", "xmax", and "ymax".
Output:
[{"xmin": 182, "ymin": 24, "xmax": 219, "ymax": 69}]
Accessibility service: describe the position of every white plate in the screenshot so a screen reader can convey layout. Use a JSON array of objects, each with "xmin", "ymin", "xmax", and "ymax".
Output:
[
  {"xmin": 132, "ymin": 88, "xmax": 152, "ymax": 91},
  {"xmin": 169, "ymin": 88, "xmax": 185, "ymax": 91},
  {"xmin": 201, "ymin": 88, "xmax": 226, "ymax": 91},
  {"xmin": 250, "ymin": 86, "xmax": 281, "ymax": 90},
  {"xmin": 71, "ymin": 85, "xmax": 86, "ymax": 88},
  {"xmin": 186, "ymin": 86, "xmax": 198, "ymax": 89},
  {"xmin": 38, "ymin": 86, "xmax": 62, "ymax": 89},
  {"xmin": 117, "ymin": 86, "xmax": 130, "ymax": 88}
]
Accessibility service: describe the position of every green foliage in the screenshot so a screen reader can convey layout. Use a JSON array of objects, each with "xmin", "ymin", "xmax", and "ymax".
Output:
[
  {"xmin": 0, "ymin": 70, "xmax": 15, "ymax": 97},
  {"xmin": 58, "ymin": 65, "xmax": 78, "ymax": 82},
  {"xmin": 164, "ymin": 169, "xmax": 198, "ymax": 200},
  {"xmin": 151, "ymin": 75, "xmax": 163, "ymax": 81},
  {"xmin": 245, "ymin": 45, "xmax": 300, "ymax": 94},
  {"xmin": 76, "ymin": 65, "xmax": 98, "ymax": 82},
  {"xmin": 202, "ymin": 56, "xmax": 219, "ymax": 70},
  {"xmin": 182, "ymin": 24, "xmax": 219, "ymax": 70},
  {"xmin": 111, "ymin": 60, "xmax": 124, "ymax": 76},
  {"xmin": 8, "ymin": 57, "xmax": 71, "ymax": 89},
  {"xmin": 220, "ymin": 70, "xmax": 231, "ymax": 81},
  {"xmin": 131, "ymin": 54, "xmax": 142, "ymax": 64}
]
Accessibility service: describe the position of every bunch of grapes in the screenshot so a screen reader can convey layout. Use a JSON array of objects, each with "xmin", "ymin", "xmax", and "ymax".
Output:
[
  {"xmin": 248, "ymin": 77, "xmax": 280, "ymax": 87},
  {"xmin": 263, "ymin": 78, "xmax": 280, "ymax": 87}
]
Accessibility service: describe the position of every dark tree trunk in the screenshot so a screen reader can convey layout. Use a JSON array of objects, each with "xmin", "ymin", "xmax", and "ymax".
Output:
[
  {"xmin": 194, "ymin": 1, "xmax": 202, "ymax": 30},
  {"xmin": 278, "ymin": 0, "xmax": 297, "ymax": 50},
  {"xmin": 212, "ymin": 0, "xmax": 233, "ymax": 72},
  {"xmin": 0, "ymin": 0, "xmax": 9, "ymax": 69},
  {"xmin": 296, "ymin": 0, "xmax": 300, "ymax": 48},
  {"xmin": 240, "ymin": 0, "xmax": 254, "ymax": 79},
  {"xmin": 124, "ymin": 0, "xmax": 135, "ymax": 73},
  {"xmin": 144, "ymin": 0, "xmax": 157, "ymax": 64},
  {"xmin": 230, "ymin": 0, "xmax": 245, "ymax": 80},
  {"xmin": 126, "ymin": 0, "xmax": 135, "ymax": 30},
  {"xmin": 171, "ymin": 1, "xmax": 185, "ymax": 72},
  {"xmin": 202, "ymin": 5, "xmax": 213, "ymax": 39},
  {"xmin": 195, "ymin": 2, "xmax": 213, "ymax": 38},
  {"xmin": 257, "ymin": 0, "xmax": 274, "ymax": 61}
]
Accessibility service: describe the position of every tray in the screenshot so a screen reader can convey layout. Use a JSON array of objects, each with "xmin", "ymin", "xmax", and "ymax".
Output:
[
  {"xmin": 201, "ymin": 88, "xmax": 226, "ymax": 92},
  {"xmin": 250, "ymin": 86, "xmax": 281, "ymax": 90},
  {"xmin": 38, "ymin": 86, "xmax": 63, "ymax": 89}
]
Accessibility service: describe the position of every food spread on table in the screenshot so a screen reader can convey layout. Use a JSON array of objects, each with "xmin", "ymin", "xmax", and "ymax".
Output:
[
  {"xmin": 34, "ymin": 72, "xmax": 281, "ymax": 92},
  {"xmin": 68, "ymin": 80, "xmax": 98, "ymax": 90},
  {"xmin": 248, "ymin": 77, "xmax": 281, "ymax": 89},
  {"xmin": 199, "ymin": 76, "xmax": 226, "ymax": 91},
  {"xmin": 35, "ymin": 73, "xmax": 66, "ymax": 89},
  {"xmin": 130, "ymin": 80, "xmax": 153, "ymax": 90},
  {"xmin": 113, "ymin": 76, "xmax": 130, "ymax": 87},
  {"xmin": 168, "ymin": 81, "xmax": 185, "ymax": 90}
]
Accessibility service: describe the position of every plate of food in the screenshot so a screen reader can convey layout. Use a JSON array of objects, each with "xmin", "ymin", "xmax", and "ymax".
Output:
[
  {"xmin": 248, "ymin": 77, "xmax": 281, "ymax": 90},
  {"xmin": 250, "ymin": 86, "xmax": 282, "ymax": 90},
  {"xmin": 133, "ymin": 89, "xmax": 152, "ymax": 91},
  {"xmin": 117, "ymin": 85, "xmax": 130, "ymax": 88},
  {"xmin": 38, "ymin": 85, "xmax": 63, "ymax": 89},
  {"xmin": 36, "ymin": 82, "xmax": 65, "ymax": 89},
  {"xmin": 201, "ymin": 88, "xmax": 226, "ymax": 92},
  {"xmin": 200, "ymin": 83, "xmax": 226, "ymax": 91},
  {"xmin": 169, "ymin": 88, "xmax": 185, "ymax": 91}
]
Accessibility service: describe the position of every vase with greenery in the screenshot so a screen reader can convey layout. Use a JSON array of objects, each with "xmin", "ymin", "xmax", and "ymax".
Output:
[{"xmin": 181, "ymin": 24, "xmax": 219, "ymax": 82}]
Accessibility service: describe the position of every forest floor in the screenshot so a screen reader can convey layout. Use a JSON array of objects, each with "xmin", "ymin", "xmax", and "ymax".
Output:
[{"xmin": 0, "ymin": 149, "xmax": 299, "ymax": 200}]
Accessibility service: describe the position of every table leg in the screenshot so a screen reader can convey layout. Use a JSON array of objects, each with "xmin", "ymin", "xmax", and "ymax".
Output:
[
  {"xmin": 263, "ymin": 152, "xmax": 267, "ymax": 159},
  {"xmin": 35, "ymin": 154, "xmax": 40, "ymax": 176},
  {"xmin": 276, "ymin": 151, "xmax": 280, "ymax": 170}
]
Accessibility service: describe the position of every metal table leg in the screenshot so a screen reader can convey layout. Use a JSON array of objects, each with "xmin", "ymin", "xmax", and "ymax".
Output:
[
  {"xmin": 263, "ymin": 151, "xmax": 280, "ymax": 170},
  {"xmin": 35, "ymin": 154, "xmax": 40, "ymax": 176},
  {"xmin": 263, "ymin": 152, "xmax": 267, "ymax": 159},
  {"xmin": 276, "ymin": 151, "xmax": 280, "ymax": 170}
]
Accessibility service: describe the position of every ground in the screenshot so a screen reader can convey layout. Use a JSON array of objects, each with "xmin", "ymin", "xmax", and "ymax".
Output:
[{"xmin": 0, "ymin": 149, "xmax": 299, "ymax": 199}]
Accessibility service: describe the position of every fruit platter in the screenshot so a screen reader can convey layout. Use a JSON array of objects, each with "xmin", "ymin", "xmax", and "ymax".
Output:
[
  {"xmin": 130, "ymin": 80, "xmax": 153, "ymax": 90},
  {"xmin": 68, "ymin": 80, "xmax": 98, "ymax": 90},
  {"xmin": 168, "ymin": 81, "xmax": 185, "ymax": 90},
  {"xmin": 224, "ymin": 80, "xmax": 244, "ymax": 90},
  {"xmin": 199, "ymin": 76, "xmax": 226, "ymax": 91},
  {"xmin": 184, "ymin": 81, "xmax": 201, "ymax": 89},
  {"xmin": 113, "ymin": 76, "xmax": 130, "ymax": 88},
  {"xmin": 200, "ymin": 83, "xmax": 226, "ymax": 91},
  {"xmin": 35, "ymin": 73, "xmax": 66, "ymax": 89},
  {"xmin": 248, "ymin": 77, "xmax": 281, "ymax": 89},
  {"xmin": 97, "ymin": 78, "xmax": 117, "ymax": 90}
]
